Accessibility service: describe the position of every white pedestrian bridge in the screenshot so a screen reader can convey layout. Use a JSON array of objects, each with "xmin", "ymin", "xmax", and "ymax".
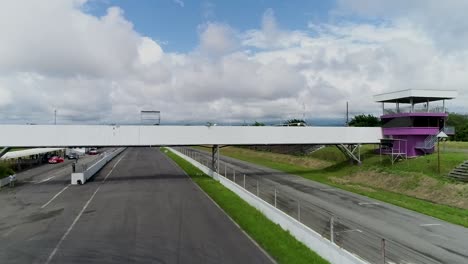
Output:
[{"xmin": 0, "ymin": 125, "xmax": 382, "ymax": 164}]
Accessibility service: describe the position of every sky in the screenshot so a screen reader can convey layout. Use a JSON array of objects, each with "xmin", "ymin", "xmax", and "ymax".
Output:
[{"xmin": 0, "ymin": 0, "xmax": 467, "ymax": 125}]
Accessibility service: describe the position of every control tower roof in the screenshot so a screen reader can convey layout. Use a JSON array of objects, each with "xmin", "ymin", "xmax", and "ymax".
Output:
[{"xmin": 374, "ymin": 89, "xmax": 457, "ymax": 104}]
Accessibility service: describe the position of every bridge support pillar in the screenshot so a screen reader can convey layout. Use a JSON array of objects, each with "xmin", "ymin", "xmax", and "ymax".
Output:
[
  {"xmin": 0, "ymin": 147, "xmax": 11, "ymax": 159},
  {"xmin": 335, "ymin": 144, "xmax": 361, "ymax": 164},
  {"xmin": 212, "ymin": 145, "xmax": 219, "ymax": 173}
]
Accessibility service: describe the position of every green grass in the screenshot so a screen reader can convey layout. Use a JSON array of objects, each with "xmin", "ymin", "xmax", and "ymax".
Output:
[
  {"xmin": 444, "ymin": 141, "xmax": 468, "ymax": 150},
  {"xmin": 164, "ymin": 148, "xmax": 329, "ymax": 264},
  {"xmin": 215, "ymin": 146, "xmax": 468, "ymax": 227},
  {"xmin": 0, "ymin": 163, "xmax": 14, "ymax": 179}
]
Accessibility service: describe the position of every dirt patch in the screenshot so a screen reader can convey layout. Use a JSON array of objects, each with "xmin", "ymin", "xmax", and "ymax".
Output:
[{"xmin": 332, "ymin": 171, "xmax": 468, "ymax": 209}]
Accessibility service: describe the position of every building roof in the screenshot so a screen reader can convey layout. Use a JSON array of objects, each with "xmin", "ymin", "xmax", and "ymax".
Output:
[{"xmin": 374, "ymin": 89, "xmax": 457, "ymax": 104}]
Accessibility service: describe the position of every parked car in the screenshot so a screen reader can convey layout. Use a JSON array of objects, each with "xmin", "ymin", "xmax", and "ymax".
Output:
[
  {"xmin": 67, "ymin": 152, "xmax": 78, "ymax": 160},
  {"xmin": 89, "ymin": 148, "xmax": 98, "ymax": 155},
  {"xmin": 48, "ymin": 156, "xmax": 64, "ymax": 164}
]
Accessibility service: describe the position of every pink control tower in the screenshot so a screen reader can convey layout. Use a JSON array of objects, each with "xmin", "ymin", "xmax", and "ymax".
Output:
[{"xmin": 374, "ymin": 89, "xmax": 457, "ymax": 157}]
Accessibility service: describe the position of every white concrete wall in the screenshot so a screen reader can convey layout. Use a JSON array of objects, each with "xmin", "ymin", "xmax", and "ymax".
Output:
[
  {"xmin": 168, "ymin": 147, "xmax": 368, "ymax": 264},
  {"xmin": 0, "ymin": 125, "xmax": 382, "ymax": 147},
  {"xmin": 0, "ymin": 177, "xmax": 10, "ymax": 188},
  {"xmin": 71, "ymin": 148, "xmax": 125, "ymax": 185}
]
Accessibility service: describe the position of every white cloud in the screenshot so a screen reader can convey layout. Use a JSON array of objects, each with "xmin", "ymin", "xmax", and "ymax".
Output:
[
  {"xmin": 173, "ymin": 0, "xmax": 184, "ymax": 8},
  {"xmin": 242, "ymin": 9, "xmax": 308, "ymax": 50},
  {"xmin": 0, "ymin": 1, "xmax": 467, "ymax": 125},
  {"xmin": 197, "ymin": 23, "xmax": 239, "ymax": 57},
  {"xmin": 334, "ymin": 0, "xmax": 468, "ymax": 51}
]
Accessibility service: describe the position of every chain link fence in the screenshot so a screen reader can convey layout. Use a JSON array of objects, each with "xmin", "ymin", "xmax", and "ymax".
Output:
[{"xmin": 174, "ymin": 147, "xmax": 441, "ymax": 264}]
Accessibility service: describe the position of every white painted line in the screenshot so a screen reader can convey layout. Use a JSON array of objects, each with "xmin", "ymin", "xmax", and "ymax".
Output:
[
  {"xmin": 420, "ymin": 224, "xmax": 442, "ymax": 227},
  {"xmin": 358, "ymin": 202, "xmax": 380, "ymax": 206},
  {"xmin": 2, "ymin": 226, "xmax": 17, "ymax": 238},
  {"xmin": 102, "ymin": 153, "xmax": 126, "ymax": 183},
  {"xmin": 335, "ymin": 229, "xmax": 362, "ymax": 234},
  {"xmin": 427, "ymin": 233, "xmax": 448, "ymax": 240},
  {"xmin": 45, "ymin": 150, "xmax": 126, "ymax": 264},
  {"xmin": 45, "ymin": 186, "xmax": 101, "ymax": 264},
  {"xmin": 41, "ymin": 185, "xmax": 70, "ymax": 209},
  {"xmin": 35, "ymin": 176, "xmax": 56, "ymax": 184}
]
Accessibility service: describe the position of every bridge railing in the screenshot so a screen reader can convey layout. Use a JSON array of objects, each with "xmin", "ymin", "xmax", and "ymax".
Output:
[{"xmin": 174, "ymin": 147, "xmax": 441, "ymax": 264}]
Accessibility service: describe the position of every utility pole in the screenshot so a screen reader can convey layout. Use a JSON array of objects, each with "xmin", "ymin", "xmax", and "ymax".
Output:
[
  {"xmin": 54, "ymin": 109, "xmax": 57, "ymax": 125},
  {"xmin": 346, "ymin": 101, "xmax": 349, "ymax": 126}
]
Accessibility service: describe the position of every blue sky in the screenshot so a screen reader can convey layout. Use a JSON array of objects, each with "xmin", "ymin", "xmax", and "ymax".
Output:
[{"xmin": 85, "ymin": 0, "xmax": 335, "ymax": 52}]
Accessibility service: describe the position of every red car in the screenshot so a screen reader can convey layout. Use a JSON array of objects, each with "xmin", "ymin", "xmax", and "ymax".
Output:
[
  {"xmin": 48, "ymin": 156, "xmax": 64, "ymax": 164},
  {"xmin": 89, "ymin": 148, "xmax": 98, "ymax": 155}
]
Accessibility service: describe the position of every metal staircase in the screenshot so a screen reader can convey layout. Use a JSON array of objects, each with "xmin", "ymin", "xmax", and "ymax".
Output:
[
  {"xmin": 415, "ymin": 134, "xmax": 438, "ymax": 154},
  {"xmin": 448, "ymin": 161, "xmax": 468, "ymax": 182},
  {"xmin": 335, "ymin": 144, "xmax": 361, "ymax": 164}
]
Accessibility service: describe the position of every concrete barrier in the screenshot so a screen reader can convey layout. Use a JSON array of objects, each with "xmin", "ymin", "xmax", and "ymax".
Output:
[
  {"xmin": 0, "ymin": 174, "xmax": 16, "ymax": 188},
  {"xmin": 71, "ymin": 148, "xmax": 126, "ymax": 185},
  {"xmin": 0, "ymin": 177, "xmax": 10, "ymax": 188},
  {"xmin": 168, "ymin": 147, "xmax": 367, "ymax": 264}
]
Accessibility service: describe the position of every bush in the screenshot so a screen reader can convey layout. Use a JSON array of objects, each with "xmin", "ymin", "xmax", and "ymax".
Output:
[{"xmin": 0, "ymin": 163, "xmax": 15, "ymax": 179}]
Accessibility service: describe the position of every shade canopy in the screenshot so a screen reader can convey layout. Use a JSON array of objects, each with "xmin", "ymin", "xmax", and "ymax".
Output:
[{"xmin": 374, "ymin": 89, "xmax": 457, "ymax": 104}]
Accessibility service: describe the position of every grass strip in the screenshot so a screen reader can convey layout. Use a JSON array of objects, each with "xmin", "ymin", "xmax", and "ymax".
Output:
[
  {"xmin": 217, "ymin": 147, "xmax": 468, "ymax": 228},
  {"xmin": 164, "ymin": 148, "xmax": 330, "ymax": 264}
]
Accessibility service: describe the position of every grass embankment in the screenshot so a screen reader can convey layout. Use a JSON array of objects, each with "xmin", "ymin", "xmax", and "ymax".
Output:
[
  {"xmin": 164, "ymin": 149, "xmax": 329, "ymax": 264},
  {"xmin": 213, "ymin": 145, "xmax": 468, "ymax": 227}
]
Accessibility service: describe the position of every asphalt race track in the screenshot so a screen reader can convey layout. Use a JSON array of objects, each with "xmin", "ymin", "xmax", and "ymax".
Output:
[{"xmin": 0, "ymin": 147, "xmax": 273, "ymax": 264}]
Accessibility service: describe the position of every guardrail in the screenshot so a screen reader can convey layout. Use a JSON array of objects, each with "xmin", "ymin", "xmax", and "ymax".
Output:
[
  {"xmin": 71, "ymin": 148, "xmax": 126, "ymax": 185},
  {"xmin": 383, "ymin": 106, "xmax": 447, "ymax": 114},
  {"xmin": 168, "ymin": 147, "xmax": 367, "ymax": 264}
]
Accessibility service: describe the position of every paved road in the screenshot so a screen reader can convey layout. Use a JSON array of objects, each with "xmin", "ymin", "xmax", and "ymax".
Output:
[
  {"xmin": 185, "ymin": 147, "xmax": 468, "ymax": 264},
  {"xmin": 0, "ymin": 147, "xmax": 273, "ymax": 264}
]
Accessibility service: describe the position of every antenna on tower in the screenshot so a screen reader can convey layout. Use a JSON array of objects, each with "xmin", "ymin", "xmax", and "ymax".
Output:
[{"xmin": 302, "ymin": 103, "xmax": 306, "ymax": 121}]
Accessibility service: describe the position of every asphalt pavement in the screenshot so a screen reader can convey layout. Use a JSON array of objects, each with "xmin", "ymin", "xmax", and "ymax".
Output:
[
  {"xmin": 0, "ymin": 147, "xmax": 273, "ymax": 264},
  {"xmin": 185, "ymin": 147, "xmax": 468, "ymax": 264}
]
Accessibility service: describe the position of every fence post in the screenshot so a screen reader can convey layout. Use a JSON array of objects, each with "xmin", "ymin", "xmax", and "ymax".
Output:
[
  {"xmin": 330, "ymin": 215, "xmax": 335, "ymax": 244},
  {"xmin": 243, "ymin": 174, "xmax": 246, "ymax": 189},
  {"xmin": 233, "ymin": 169, "xmax": 236, "ymax": 183},
  {"xmin": 381, "ymin": 238, "xmax": 386, "ymax": 264},
  {"xmin": 298, "ymin": 201, "xmax": 301, "ymax": 222},
  {"xmin": 274, "ymin": 188, "xmax": 277, "ymax": 208},
  {"xmin": 224, "ymin": 163, "xmax": 227, "ymax": 177},
  {"xmin": 256, "ymin": 180, "xmax": 259, "ymax": 196}
]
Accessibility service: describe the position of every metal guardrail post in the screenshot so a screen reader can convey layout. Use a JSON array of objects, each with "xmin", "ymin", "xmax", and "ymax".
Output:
[
  {"xmin": 298, "ymin": 201, "xmax": 301, "ymax": 222},
  {"xmin": 256, "ymin": 180, "xmax": 259, "ymax": 196},
  {"xmin": 224, "ymin": 163, "xmax": 227, "ymax": 177},
  {"xmin": 233, "ymin": 169, "xmax": 236, "ymax": 183},
  {"xmin": 274, "ymin": 188, "xmax": 277, "ymax": 208},
  {"xmin": 330, "ymin": 215, "xmax": 335, "ymax": 244},
  {"xmin": 381, "ymin": 238, "xmax": 386, "ymax": 264}
]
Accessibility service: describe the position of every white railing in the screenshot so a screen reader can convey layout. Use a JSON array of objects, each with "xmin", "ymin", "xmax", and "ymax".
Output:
[{"xmin": 384, "ymin": 106, "xmax": 447, "ymax": 115}]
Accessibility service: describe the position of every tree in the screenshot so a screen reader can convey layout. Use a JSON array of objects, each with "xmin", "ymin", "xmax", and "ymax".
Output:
[
  {"xmin": 285, "ymin": 119, "xmax": 307, "ymax": 126},
  {"xmin": 348, "ymin": 114, "xmax": 381, "ymax": 127},
  {"xmin": 252, "ymin": 121, "xmax": 265, "ymax": 126},
  {"xmin": 447, "ymin": 113, "xmax": 468, "ymax": 141}
]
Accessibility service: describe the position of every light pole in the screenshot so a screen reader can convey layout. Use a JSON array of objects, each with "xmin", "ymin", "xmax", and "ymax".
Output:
[{"xmin": 437, "ymin": 131, "xmax": 448, "ymax": 174}]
